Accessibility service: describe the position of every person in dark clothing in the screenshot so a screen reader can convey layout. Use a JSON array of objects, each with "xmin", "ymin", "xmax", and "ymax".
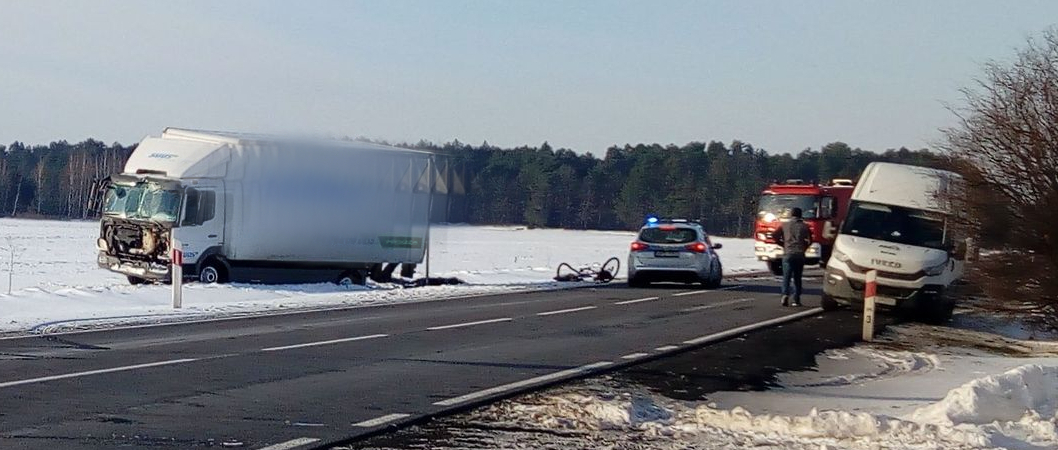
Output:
[{"xmin": 772, "ymin": 207, "xmax": 812, "ymax": 307}]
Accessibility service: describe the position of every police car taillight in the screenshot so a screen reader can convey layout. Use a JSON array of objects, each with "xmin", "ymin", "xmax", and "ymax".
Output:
[
  {"xmin": 686, "ymin": 242, "xmax": 707, "ymax": 253},
  {"xmin": 630, "ymin": 242, "xmax": 649, "ymax": 252}
]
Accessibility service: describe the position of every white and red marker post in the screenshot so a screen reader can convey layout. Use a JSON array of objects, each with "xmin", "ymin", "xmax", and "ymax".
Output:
[
  {"xmin": 862, "ymin": 269, "xmax": 878, "ymax": 341},
  {"xmin": 171, "ymin": 236, "xmax": 183, "ymax": 309}
]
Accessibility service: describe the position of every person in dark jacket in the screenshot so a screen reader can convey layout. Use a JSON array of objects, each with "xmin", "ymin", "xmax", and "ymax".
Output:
[{"xmin": 772, "ymin": 207, "xmax": 812, "ymax": 306}]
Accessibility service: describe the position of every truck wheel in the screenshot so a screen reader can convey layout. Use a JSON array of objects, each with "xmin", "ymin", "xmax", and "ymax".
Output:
[
  {"xmin": 198, "ymin": 259, "xmax": 227, "ymax": 284},
  {"xmin": 127, "ymin": 276, "xmax": 147, "ymax": 286},
  {"xmin": 821, "ymin": 293, "xmax": 842, "ymax": 311},
  {"xmin": 768, "ymin": 260, "xmax": 783, "ymax": 276},
  {"xmin": 336, "ymin": 270, "xmax": 366, "ymax": 286}
]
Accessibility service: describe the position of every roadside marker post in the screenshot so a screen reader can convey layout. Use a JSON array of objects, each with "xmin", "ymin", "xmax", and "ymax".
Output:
[
  {"xmin": 862, "ymin": 269, "xmax": 877, "ymax": 341},
  {"xmin": 171, "ymin": 237, "xmax": 183, "ymax": 309}
]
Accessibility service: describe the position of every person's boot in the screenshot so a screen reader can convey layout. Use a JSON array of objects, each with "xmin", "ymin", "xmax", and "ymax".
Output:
[
  {"xmin": 780, "ymin": 295, "xmax": 789, "ymax": 307},
  {"xmin": 791, "ymin": 297, "xmax": 802, "ymax": 307}
]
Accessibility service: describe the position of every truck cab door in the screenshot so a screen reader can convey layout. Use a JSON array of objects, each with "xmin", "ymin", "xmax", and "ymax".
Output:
[{"xmin": 175, "ymin": 186, "xmax": 224, "ymax": 266}]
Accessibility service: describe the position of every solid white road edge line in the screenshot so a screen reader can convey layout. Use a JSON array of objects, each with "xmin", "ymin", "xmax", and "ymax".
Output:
[
  {"xmin": 261, "ymin": 334, "xmax": 389, "ymax": 352},
  {"xmin": 681, "ymin": 297, "xmax": 754, "ymax": 312},
  {"xmin": 0, "ymin": 358, "xmax": 199, "ymax": 389},
  {"xmin": 353, "ymin": 413, "xmax": 411, "ymax": 428},
  {"xmin": 654, "ymin": 345, "xmax": 680, "ymax": 352},
  {"xmin": 433, "ymin": 361, "xmax": 612, "ymax": 407},
  {"xmin": 256, "ymin": 437, "xmax": 321, "ymax": 450},
  {"xmin": 682, "ymin": 308, "xmax": 824, "ymax": 345},
  {"xmin": 536, "ymin": 306, "xmax": 597, "ymax": 316},
  {"xmin": 672, "ymin": 285, "xmax": 744, "ymax": 297},
  {"xmin": 621, "ymin": 352, "xmax": 650, "ymax": 360},
  {"xmin": 613, "ymin": 296, "xmax": 659, "ymax": 305},
  {"xmin": 426, "ymin": 317, "xmax": 512, "ymax": 331}
]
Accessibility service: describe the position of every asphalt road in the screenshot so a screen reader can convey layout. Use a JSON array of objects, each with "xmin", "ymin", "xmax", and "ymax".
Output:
[{"xmin": 0, "ymin": 274, "xmax": 828, "ymax": 450}]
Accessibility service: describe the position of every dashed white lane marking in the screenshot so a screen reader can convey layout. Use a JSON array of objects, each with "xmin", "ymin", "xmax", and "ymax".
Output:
[
  {"xmin": 613, "ymin": 296, "xmax": 659, "ymax": 305},
  {"xmin": 621, "ymin": 352, "xmax": 650, "ymax": 360},
  {"xmin": 682, "ymin": 308, "xmax": 824, "ymax": 345},
  {"xmin": 536, "ymin": 306, "xmax": 597, "ymax": 316},
  {"xmin": 261, "ymin": 334, "xmax": 388, "ymax": 352},
  {"xmin": 426, "ymin": 317, "xmax": 512, "ymax": 331},
  {"xmin": 0, "ymin": 358, "xmax": 199, "ymax": 389},
  {"xmin": 681, "ymin": 297, "xmax": 754, "ymax": 312},
  {"xmin": 672, "ymin": 290, "xmax": 707, "ymax": 297},
  {"xmin": 654, "ymin": 345, "xmax": 680, "ymax": 352},
  {"xmin": 433, "ymin": 361, "xmax": 612, "ymax": 407},
  {"xmin": 257, "ymin": 437, "xmax": 321, "ymax": 450},
  {"xmin": 353, "ymin": 413, "xmax": 411, "ymax": 428}
]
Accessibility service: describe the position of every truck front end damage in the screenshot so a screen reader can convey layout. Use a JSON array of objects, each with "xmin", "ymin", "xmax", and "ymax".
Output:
[
  {"xmin": 96, "ymin": 176, "xmax": 182, "ymax": 283},
  {"xmin": 97, "ymin": 217, "xmax": 174, "ymax": 280}
]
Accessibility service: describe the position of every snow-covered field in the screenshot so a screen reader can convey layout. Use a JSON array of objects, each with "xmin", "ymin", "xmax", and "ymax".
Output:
[
  {"xmin": 0, "ymin": 219, "xmax": 761, "ymax": 335},
  {"xmin": 421, "ymin": 321, "xmax": 1058, "ymax": 450}
]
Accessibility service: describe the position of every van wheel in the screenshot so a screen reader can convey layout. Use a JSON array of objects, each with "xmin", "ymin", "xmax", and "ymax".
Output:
[
  {"xmin": 920, "ymin": 296, "xmax": 955, "ymax": 324},
  {"xmin": 336, "ymin": 270, "xmax": 366, "ymax": 286},
  {"xmin": 821, "ymin": 294, "xmax": 842, "ymax": 311},
  {"xmin": 198, "ymin": 259, "xmax": 228, "ymax": 284},
  {"xmin": 768, "ymin": 260, "xmax": 783, "ymax": 276},
  {"xmin": 127, "ymin": 276, "xmax": 147, "ymax": 286}
]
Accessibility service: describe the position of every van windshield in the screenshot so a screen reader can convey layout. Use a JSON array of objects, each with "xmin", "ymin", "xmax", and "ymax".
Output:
[
  {"xmin": 841, "ymin": 200, "xmax": 947, "ymax": 249},
  {"xmin": 103, "ymin": 182, "xmax": 182, "ymax": 222}
]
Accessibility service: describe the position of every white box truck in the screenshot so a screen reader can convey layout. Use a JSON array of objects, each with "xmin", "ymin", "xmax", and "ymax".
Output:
[
  {"xmin": 822, "ymin": 162, "xmax": 968, "ymax": 323},
  {"xmin": 96, "ymin": 128, "xmax": 436, "ymax": 285}
]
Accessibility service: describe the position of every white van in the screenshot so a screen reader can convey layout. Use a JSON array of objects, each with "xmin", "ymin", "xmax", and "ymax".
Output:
[{"xmin": 822, "ymin": 162, "xmax": 967, "ymax": 323}]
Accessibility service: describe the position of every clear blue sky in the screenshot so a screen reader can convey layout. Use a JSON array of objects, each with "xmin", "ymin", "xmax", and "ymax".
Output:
[{"xmin": 1, "ymin": 1, "xmax": 1055, "ymax": 155}]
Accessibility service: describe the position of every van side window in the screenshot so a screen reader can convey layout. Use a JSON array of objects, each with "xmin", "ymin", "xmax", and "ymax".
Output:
[{"xmin": 182, "ymin": 189, "xmax": 216, "ymax": 226}]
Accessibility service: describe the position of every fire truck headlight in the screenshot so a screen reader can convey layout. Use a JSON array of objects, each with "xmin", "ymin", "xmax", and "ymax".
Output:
[
  {"xmin": 763, "ymin": 213, "xmax": 777, "ymax": 223},
  {"xmin": 756, "ymin": 233, "xmax": 767, "ymax": 241}
]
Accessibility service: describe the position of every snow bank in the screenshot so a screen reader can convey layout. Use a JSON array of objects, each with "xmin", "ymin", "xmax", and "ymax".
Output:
[
  {"xmin": 470, "ymin": 364, "xmax": 1058, "ymax": 449},
  {"xmin": 0, "ymin": 219, "xmax": 762, "ymax": 334}
]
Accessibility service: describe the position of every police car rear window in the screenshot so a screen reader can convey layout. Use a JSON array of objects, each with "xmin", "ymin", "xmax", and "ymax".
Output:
[{"xmin": 638, "ymin": 228, "xmax": 698, "ymax": 244}]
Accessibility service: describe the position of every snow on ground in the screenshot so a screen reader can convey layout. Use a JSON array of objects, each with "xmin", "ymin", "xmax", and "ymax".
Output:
[
  {"xmin": 436, "ymin": 321, "xmax": 1058, "ymax": 450},
  {"xmin": 0, "ymin": 219, "xmax": 761, "ymax": 335}
]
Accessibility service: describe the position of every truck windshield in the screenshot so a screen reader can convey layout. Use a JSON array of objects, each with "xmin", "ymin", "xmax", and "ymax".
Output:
[
  {"xmin": 758, "ymin": 194, "xmax": 819, "ymax": 220},
  {"xmin": 841, "ymin": 201, "xmax": 947, "ymax": 249},
  {"xmin": 103, "ymin": 183, "xmax": 182, "ymax": 222}
]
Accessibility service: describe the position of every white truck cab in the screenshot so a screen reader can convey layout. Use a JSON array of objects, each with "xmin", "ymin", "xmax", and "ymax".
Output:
[{"xmin": 822, "ymin": 162, "xmax": 967, "ymax": 323}]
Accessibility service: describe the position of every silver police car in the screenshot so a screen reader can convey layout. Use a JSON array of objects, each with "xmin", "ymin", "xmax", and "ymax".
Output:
[{"xmin": 627, "ymin": 218, "xmax": 724, "ymax": 288}]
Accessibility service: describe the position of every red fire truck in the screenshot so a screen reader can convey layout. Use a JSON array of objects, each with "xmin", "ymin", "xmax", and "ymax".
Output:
[{"xmin": 754, "ymin": 179, "xmax": 855, "ymax": 275}]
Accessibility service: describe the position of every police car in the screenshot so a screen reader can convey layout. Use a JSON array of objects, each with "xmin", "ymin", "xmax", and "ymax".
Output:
[{"xmin": 627, "ymin": 217, "xmax": 724, "ymax": 288}]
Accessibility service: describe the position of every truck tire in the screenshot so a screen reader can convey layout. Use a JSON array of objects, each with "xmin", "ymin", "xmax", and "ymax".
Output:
[
  {"xmin": 127, "ymin": 275, "xmax": 147, "ymax": 286},
  {"xmin": 768, "ymin": 260, "xmax": 783, "ymax": 276},
  {"xmin": 198, "ymin": 259, "xmax": 228, "ymax": 284},
  {"xmin": 821, "ymin": 293, "xmax": 842, "ymax": 311},
  {"xmin": 336, "ymin": 270, "xmax": 367, "ymax": 286}
]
